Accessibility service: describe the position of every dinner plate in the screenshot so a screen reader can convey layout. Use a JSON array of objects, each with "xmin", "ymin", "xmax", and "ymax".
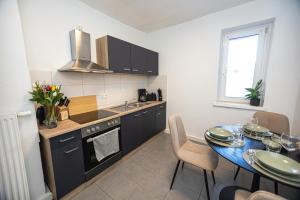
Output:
[
  {"xmin": 205, "ymin": 131, "xmax": 234, "ymax": 142},
  {"xmin": 255, "ymin": 150, "xmax": 300, "ymax": 176},
  {"xmin": 253, "ymin": 155, "xmax": 300, "ymax": 183},
  {"xmin": 208, "ymin": 127, "xmax": 233, "ymax": 139},
  {"xmin": 243, "ymin": 124, "xmax": 269, "ymax": 133}
]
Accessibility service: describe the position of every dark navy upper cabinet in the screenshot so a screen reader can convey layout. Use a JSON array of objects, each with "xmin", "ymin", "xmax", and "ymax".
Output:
[
  {"xmin": 96, "ymin": 36, "xmax": 132, "ymax": 73},
  {"xmin": 49, "ymin": 130, "xmax": 85, "ymax": 199},
  {"xmin": 131, "ymin": 44, "xmax": 148, "ymax": 74},
  {"xmin": 96, "ymin": 35, "xmax": 158, "ymax": 75},
  {"xmin": 146, "ymin": 50, "xmax": 158, "ymax": 75}
]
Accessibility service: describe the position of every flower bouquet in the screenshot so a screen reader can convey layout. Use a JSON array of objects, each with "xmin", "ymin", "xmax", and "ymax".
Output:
[{"xmin": 29, "ymin": 82, "xmax": 64, "ymax": 128}]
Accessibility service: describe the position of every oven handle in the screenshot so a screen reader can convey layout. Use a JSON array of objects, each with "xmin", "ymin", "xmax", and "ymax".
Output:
[{"xmin": 86, "ymin": 127, "xmax": 120, "ymax": 143}]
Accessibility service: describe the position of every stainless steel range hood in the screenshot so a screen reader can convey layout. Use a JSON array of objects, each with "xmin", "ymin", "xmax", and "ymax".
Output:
[{"xmin": 58, "ymin": 29, "xmax": 113, "ymax": 73}]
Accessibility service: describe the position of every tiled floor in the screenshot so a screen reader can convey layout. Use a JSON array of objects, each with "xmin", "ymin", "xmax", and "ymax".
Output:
[{"xmin": 71, "ymin": 133, "xmax": 300, "ymax": 200}]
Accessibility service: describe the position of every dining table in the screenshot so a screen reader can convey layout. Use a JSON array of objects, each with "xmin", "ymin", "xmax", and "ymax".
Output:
[{"xmin": 205, "ymin": 125, "xmax": 300, "ymax": 192}]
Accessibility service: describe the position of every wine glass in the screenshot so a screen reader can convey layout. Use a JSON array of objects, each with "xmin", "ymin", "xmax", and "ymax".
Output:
[{"xmin": 280, "ymin": 133, "xmax": 300, "ymax": 152}]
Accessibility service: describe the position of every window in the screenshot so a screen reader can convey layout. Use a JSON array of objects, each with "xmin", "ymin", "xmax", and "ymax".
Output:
[{"xmin": 218, "ymin": 19, "xmax": 274, "ymax": 104}]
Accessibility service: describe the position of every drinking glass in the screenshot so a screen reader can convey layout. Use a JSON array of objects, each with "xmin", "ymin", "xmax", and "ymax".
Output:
[
  {"xmin": 280, "ymin": 133, "xmax": 300, "ymax": 152},
  {"xmin": 233, "ymin": 124, "xmax": 243, "ymax": 145},
  {"xmin": 247, "ymin": 117, "xmax": 258, "ymax": 137},
  {"xmin": 262, "ymin": 135, "xmax": 282, "ymax": 153}
]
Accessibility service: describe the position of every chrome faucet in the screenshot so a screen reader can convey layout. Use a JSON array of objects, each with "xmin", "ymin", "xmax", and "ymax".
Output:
[{"xmin": 125, "ymin": 98, "xmax": 137, "ymax": 107}]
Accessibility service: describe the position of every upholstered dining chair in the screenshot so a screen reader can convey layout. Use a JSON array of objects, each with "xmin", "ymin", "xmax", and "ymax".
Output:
[
  {"xmin": 219, "ymin": 186, "xmax": 287, "ymax": 200},
  {"xmin": 168, "ymin": 114, "xmax": 219, "ymax": 200},
  {"xmin": 233, "ymin": 111, "xmax": 290, "ymax": 194}
]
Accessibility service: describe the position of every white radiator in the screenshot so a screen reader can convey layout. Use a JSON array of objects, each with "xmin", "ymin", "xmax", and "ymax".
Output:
[{"xmin": 0, "ymin": 114, "xmax": 30, "ymax": 200}]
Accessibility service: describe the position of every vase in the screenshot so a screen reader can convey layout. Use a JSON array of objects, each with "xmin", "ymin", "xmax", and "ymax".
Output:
[{"xmin": 44, "ymin": 105, "xmax": 58, "ymax": 129}]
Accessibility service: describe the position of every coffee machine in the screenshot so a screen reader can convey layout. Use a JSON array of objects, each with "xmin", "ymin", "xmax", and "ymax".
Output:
[{"xmin": 138, "ymin": 89, "xmax": 147, "ymax": 102}]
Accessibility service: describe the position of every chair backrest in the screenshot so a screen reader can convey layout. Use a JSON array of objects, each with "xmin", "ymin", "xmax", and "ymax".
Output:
[
  {"xmin": 253, "ymin": 111, "xmax": 290, "ymax": 135},
  {"xmin": 247, "ymin": 191, "xmax": 286, "ymax": 200},
  {"xmin": 168, "ymin": 114, "xmax": 187, "ymax": 156}
]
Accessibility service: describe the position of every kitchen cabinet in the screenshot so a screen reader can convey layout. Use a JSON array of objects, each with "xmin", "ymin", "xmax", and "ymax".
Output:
[
  {"xmin": 96, "ymin": 36, "xmax": 132, "ymax": 73},
  {"xmin": 121, "ymin": 103, "xmax": 166, "ymax": 155},
  {"xmin": 141, "ymin": 106, "xmax": 156, "ymax": 142},
  {"xmin": 42, "ymin": 130, "xmax": 85, "ymax": 199},
  {"xmin": 146, "ymin": 50, "xmax": 159, "ymax": 75},
  {"xmin": 155, "ymin": 102, "xmax": 167, "ymax": 133},
  {"xmin": 121, "ymin": 111, "xmax": 143, "ymax": 155},
  {"xmin": 96, "ymin": 35, "xmax": 158, "ymax": 75}
]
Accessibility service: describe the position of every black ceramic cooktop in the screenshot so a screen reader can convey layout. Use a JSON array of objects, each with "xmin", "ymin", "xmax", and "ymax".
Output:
[{"xmin": 70, "ymin": 109, "xmax": 117, "ymax": 124}]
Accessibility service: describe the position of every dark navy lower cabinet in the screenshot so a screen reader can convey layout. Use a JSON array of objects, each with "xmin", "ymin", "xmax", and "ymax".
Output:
[
  {"xmin": 121, "ymin": 103, "xmax": 166, "ymax": 156},
  {"xmin": 49, "ymin": 130, "xmax": 85, "ymax": 199}
]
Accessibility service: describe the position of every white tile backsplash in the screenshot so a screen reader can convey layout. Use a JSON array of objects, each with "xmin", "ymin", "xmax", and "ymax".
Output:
[
  {"xmin": 52, "ymin": 71, "xmax": 83, "ymax": 86},
  {"xmin": 30, "ymin": 70, "xmax": 166, "ymax": 108},
  {"xmin": 60, "ymin": 85, "xmax": 83, "ymax": 97},
  {"xmin": 82, "ymin": 73, "xmax": 105, "ymax": 85}
]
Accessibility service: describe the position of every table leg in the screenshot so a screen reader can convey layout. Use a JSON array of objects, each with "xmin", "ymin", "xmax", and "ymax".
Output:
[{"xmin": 250, "ymin": 174, "xmax": 260, "ymax": 192}]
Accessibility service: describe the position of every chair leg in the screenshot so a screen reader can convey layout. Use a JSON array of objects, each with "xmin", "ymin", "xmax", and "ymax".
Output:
[
  {"xmin": 181, "ymin": 161, "xmax": 185, "ymax": 170},
  {"xmin": 211, "ymin": 171, "xmax": 216, "ymax": 185},
  {"xmin": 234, "ymin": 166, "xmax": 240, "ymax": 180},
  {"xmin": 274, "ymin": 181, "xmax": 278, "ymax": 194},
  {"xmin": 203, "ymin": 170, "xmax": 210, "ymax": 200},
  {"xmin": 170, "ymin": 160, "xmax": 181, "ymax": 189}
]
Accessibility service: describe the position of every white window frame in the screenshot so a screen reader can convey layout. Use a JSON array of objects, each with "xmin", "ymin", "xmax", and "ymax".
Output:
[{"xmin": 217, "ymin": 19, "xmax": 274, "ymax": 104}]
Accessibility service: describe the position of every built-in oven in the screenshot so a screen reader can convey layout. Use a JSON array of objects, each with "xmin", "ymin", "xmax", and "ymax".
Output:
[{"xmin": 81, "ymin": 117, "xmax": 123, "ymax": 180}]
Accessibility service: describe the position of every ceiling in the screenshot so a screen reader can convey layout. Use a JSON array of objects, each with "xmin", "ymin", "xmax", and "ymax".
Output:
[{"xmin": 81, "ymin": 0, "xmax": 253, "ymax": 32}]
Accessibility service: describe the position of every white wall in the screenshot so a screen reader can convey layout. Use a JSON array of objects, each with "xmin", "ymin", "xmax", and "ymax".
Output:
[
  {"xmin": 147, "ymin": 0, "xmax": 300, "ymax": 138},
  {"xmin": 0, "ymin": 0, "xmax": 48, "ymax": 199},
  {"xmin": 292, "ymin": 83, "xmax": 300, "ymax": 134}
]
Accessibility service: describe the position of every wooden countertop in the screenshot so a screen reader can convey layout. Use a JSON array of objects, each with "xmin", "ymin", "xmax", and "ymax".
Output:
[{"xmin": 39, "ymin": 101, "xmax": 166, "ymax": 140}]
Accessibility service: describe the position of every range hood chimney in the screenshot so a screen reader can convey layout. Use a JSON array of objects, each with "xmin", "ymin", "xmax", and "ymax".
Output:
[{"xmin": 58, "ymin": 29, "xmax": 113, "ymax": 73}]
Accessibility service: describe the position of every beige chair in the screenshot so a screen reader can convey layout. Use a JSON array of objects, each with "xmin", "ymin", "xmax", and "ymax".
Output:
[
  {"xmin": 168, "ymin": 114, "xmax": 219, "ymax": 200},
  {"xmin": 234, "ymin": 111, "xmax": 290, "ymax": 194},
  {"xmin": 235, "ymin": 190, "xmax": 287, "ymax": 200},
  {"xmin": 253, "ymin": 111, "xmax": 290, "ymax": 135},
  {"xmin": 219, "ymin": 186, "xmax": 287, "ymax": 200}
]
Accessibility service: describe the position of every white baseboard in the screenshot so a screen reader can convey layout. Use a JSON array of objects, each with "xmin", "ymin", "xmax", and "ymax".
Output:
[
  {"xmin": 38, "ymin": 184, "xmax": 52, "ymax": 200},
  {"xmin": 164, "ymin": 128, "xmax": 207, "ymax": 145},
  {"xmin": 187, "ymin": 135, "xmax": 207, "ymax": 145}
]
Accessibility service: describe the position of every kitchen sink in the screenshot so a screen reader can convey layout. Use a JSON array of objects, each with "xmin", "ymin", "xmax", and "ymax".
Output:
[{"xmin": 110, "ymin": 102, "xmax": 152, "ymax": 112}]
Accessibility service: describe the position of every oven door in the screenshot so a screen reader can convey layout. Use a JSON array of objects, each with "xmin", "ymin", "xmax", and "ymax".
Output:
[{"xmin": 82, "ymin": 125, "xmax": 121, "ymax": 172}]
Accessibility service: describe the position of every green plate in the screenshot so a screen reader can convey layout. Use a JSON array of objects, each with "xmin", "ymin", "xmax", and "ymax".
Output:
[
  {"xmin": 208, "ymin": 127, "xmax": 233, "ymax": 139},
  {"xmin": 243, "ymin": 124, "xmax": 269, "ymax": 133},
  {"xmin": 206, "ymin": 131, "xmax": 234, "ymax": 142},
  {"xmin": 255, "ymin": 151, "xmax": 300, "ymax": 175}
]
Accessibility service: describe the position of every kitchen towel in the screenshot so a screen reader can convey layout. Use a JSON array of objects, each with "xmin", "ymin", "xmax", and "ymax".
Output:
[{"xmin": 92, "ymin": 128, "xmax": 120, "ymax": 162}]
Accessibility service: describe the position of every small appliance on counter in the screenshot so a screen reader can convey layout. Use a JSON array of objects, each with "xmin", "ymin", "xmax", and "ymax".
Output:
[
  {"xmin": 146, "ymin": 93, "xmax": 157, "ymax": 101},
  {"xmin": 138, "ymin": 89, "xmax": 147, "ymax": 102},
  {"xmin": 158, "ymin": 88, "xmax": 163, "ymax": 101}
]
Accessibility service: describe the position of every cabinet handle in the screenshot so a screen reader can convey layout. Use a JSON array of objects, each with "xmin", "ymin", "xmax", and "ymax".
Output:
[
  {"xmin": 134, "ymin": 113, "xmax": 141, "ymax": 117},
  {"xmin": 157, "ymin": 113, "xmax": 161, "ymax": 116},
  {"xmin": 132, "ymin": 69, "xmax": 139, "ymax": 72},
  {"xmin": 160, "ymin": 106, "xmax": 164, "ymax": 108},
  {"xmin": 147, "ymin": 70, "xmax": 153, "ymax": 73},
  {"xmin": 64, "ymin": 147, "xmax": 79, "ymax": 154},
  {"xmin": 142, "ymin": 111, "xmax": 148, "ymax": 114},
  {"xmin": 123, "ymin": 68, "xmax": 131, "ymax": 71},
  {"xmin": 59, "ymin": 136, "xmax": 75, "ymax": 143}
]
